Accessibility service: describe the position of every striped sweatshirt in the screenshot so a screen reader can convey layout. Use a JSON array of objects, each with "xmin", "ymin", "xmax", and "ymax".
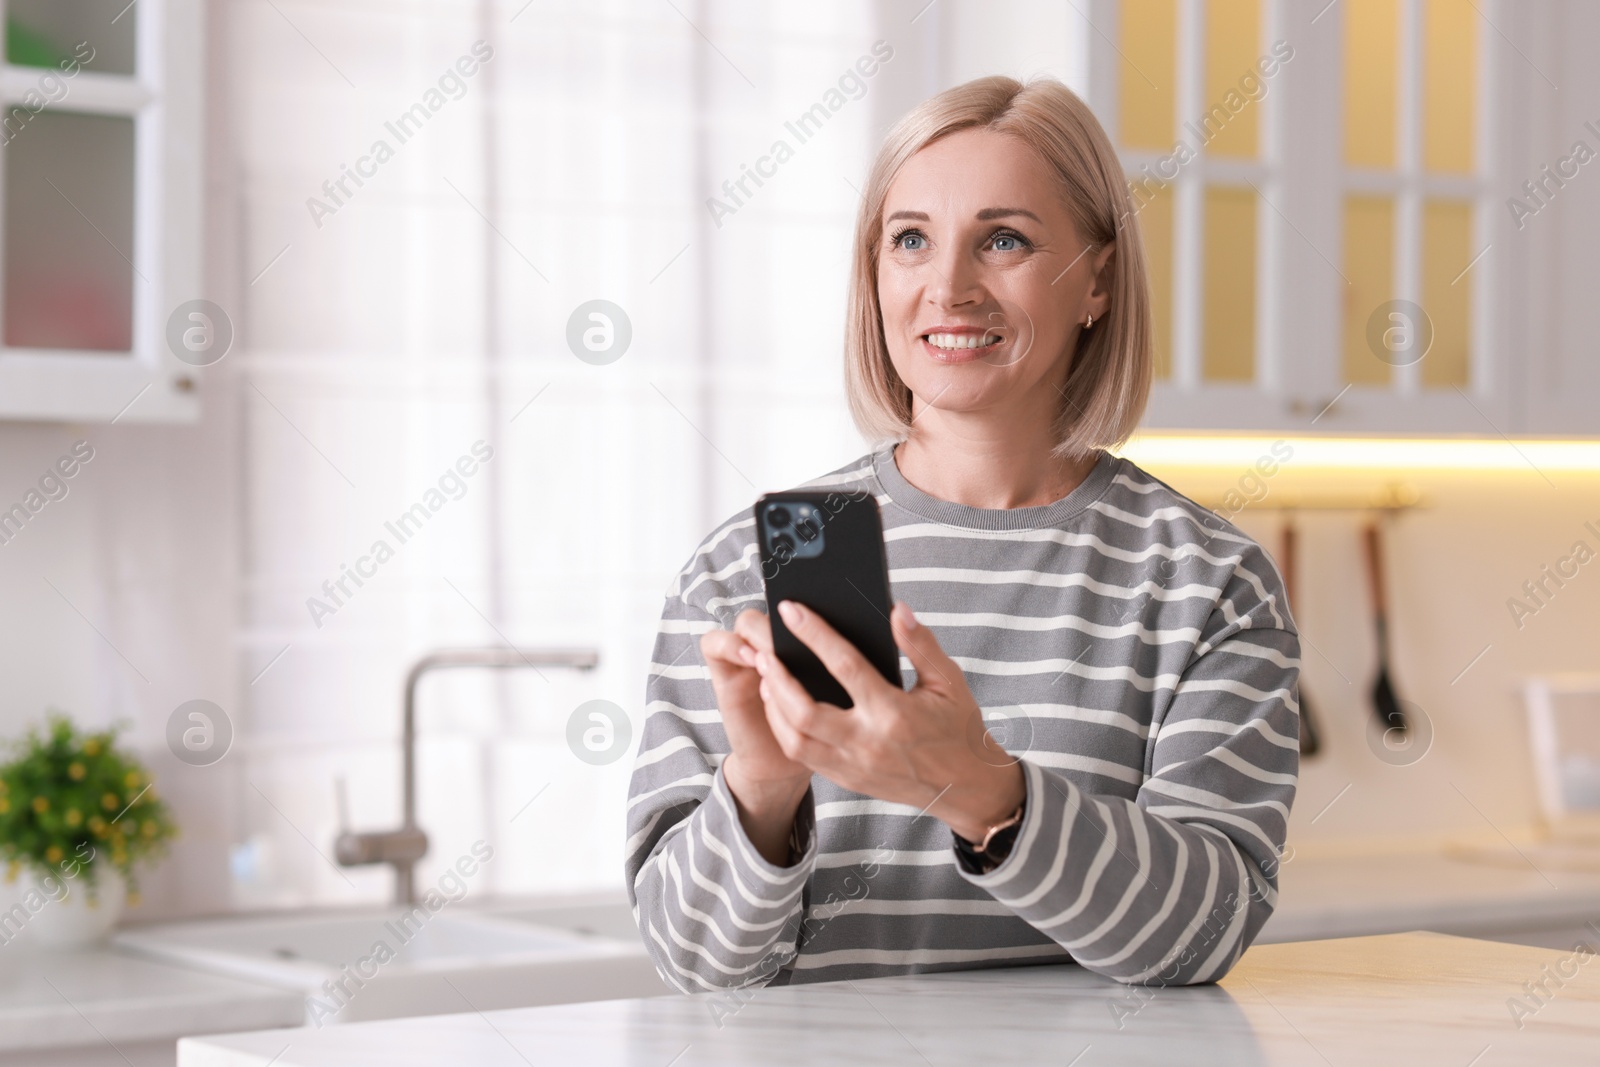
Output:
[{"xmin": 625, "ymin": 447, "xmax": 1300, "ymax": 989}]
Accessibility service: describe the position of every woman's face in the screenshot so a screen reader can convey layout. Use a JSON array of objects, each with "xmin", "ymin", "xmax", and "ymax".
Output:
[{"xmin": 876, "ymin": 127, "xmax": 1113, "ymax": 428}]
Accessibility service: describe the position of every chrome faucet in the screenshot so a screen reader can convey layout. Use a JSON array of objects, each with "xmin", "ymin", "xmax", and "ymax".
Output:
[{"xmin": 334, "ymin": 646, "xmax": 600, "ymax": 904}]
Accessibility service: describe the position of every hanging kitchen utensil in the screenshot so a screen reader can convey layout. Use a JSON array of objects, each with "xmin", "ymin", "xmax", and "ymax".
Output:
[
  {"xmin": 1280, "ymin": 518, "xmax": 1322, "ymax": 758},
  {"xmin": 1362, "ymin": 520, "xmax": 1409, "ymax": 736}
]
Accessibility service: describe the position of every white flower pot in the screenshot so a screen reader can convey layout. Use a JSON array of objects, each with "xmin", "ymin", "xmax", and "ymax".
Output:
[{"xmin": 28, "ymin": 866, "xmax": 126, "ymax": 949}]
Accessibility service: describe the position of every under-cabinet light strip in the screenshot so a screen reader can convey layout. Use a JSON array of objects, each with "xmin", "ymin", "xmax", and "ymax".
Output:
[{"xmin": 1118, "ymin": 435, "xmax": 1600, "ymax": 471}]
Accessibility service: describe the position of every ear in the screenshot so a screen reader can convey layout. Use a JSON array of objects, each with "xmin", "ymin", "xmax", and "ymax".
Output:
[{"xmin": 1082, "ymin": 240, "xmax": 1116, "ymax": 323}]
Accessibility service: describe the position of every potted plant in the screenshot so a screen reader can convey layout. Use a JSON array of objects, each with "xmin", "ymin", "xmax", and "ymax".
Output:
[{"xmin": 0, "ymin": 714, "xmax": 176, "ymax": 947}]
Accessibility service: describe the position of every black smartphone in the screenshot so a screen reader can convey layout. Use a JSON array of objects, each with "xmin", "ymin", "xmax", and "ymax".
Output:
[{"xmin": 753, "ymin": 489, "xmax": 902, "ymax": 708}]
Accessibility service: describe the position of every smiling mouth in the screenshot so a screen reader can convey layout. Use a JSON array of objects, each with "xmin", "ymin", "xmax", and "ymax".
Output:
[
  {"xmin": 923, "ymin": 331, "xmax": 1003, "ymax": 350},
  {"xmin": 920, "ymin": 331, "xmax": 1004, "ymax": 362}
]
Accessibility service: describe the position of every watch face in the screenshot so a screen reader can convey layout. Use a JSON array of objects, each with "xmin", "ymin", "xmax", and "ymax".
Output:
[{"xmin": 952, "ymin": 812, "xmax": 1022, "ymax": 875}]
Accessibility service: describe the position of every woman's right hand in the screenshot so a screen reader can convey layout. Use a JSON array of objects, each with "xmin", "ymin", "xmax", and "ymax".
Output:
[{"xmin": 700, "ymin": 609, "xmax": 812, "ymax": 864}]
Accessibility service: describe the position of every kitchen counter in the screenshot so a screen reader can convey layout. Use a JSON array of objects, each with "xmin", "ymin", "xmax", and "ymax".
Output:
[
  {"xmin": 177, "ymin": 931, "xmax": 1600, "ymax": 1066},
  {"xmin": 0, "ymin": 941, "xmax": 303, "ymax": 1061},
  {"xmin": 1262, "ymin": 843, "xmax": 1600, "ymax": 945},
  {"xmin": 7, "ymin": 843, "xmax": 1592, "ymax": 1064}
]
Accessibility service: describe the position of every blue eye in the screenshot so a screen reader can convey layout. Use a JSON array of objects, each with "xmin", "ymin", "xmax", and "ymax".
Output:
[
  {"xmin": 895, "ymin": 230, "xmax": 926, "ymax": 251},
  {"xmin": 991, "ymin": 231, "xmax": 1029, "ymax": 252}
]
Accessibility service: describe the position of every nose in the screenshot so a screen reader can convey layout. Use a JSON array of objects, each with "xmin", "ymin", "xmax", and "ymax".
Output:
[{"xmin": 925, "ymin": 243, "xmax": 984, "ymax": 309}]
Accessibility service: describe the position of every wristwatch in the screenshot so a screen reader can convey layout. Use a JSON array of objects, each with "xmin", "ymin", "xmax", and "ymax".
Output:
[{"xmin": 953, "ymin": 800, "xmax": 1026, "ymax": 875}]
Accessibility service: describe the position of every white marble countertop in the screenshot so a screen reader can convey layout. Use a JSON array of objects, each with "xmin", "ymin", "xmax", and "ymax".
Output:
[
  {"xmin": 0, "ymin": 942, "xmax": 304, "ymax": 1054},
  {"xmin": 176, "ymin": 931, "xmax": 1600, "ymax": 1066}
]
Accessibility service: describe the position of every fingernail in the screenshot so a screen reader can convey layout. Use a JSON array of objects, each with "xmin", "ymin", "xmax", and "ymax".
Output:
[
  {"xmin": 739, "ymin": 645, "xmax": 756, "ymax": 666},
  {"xmin": 777, "ymin": 600, "xmax": 802, "ymax": 626},
  {"xmin": 896, "ymin": 602, "xmax": 919, "ymax": 629}
]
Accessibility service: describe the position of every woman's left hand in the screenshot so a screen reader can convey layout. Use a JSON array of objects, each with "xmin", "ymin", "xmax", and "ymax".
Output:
[{"xmin": 754, "ymin": 600, "xmax": 1025, "ymax": 843}]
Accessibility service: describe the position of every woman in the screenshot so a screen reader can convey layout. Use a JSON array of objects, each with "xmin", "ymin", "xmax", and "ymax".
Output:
[{"xmin": 626, "ymin": 76, "xmax": 1299, "ymax": 991}]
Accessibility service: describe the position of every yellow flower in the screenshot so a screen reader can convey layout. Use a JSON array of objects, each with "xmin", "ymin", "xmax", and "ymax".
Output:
[
  {"xmin": 83, "ymin": 738, "xmax": 101, "ymax": 757},
  {"xmin": 140, "ymin": 819, "xmax": 157, "ymax": 838},
  {"xmin": 0, "ymin": 798, "xmax": 9, "ymax": 815},
  {"xmin": 101, "ymin": 793, "xmax": 119, "ymax": 811},
  {"xmin": 68, "ymin": 762, "xmax": 86, "ymax": 781},
  {"xmin": 64, "ymin": 809, "xmax": 82, "ymax": 827},
  {"xmin": 87, "ymin": 816, "xmax": 106, "ymax": 834},
  {"xmin": 4, "ymin": 861, "xmax": 17, "ymax": 884},
  {"xmin": 44, "ymin": 845, "xmax": 63, "ymax": 865},
  {"xmin": 31, "ymin": 796, "xmax": 48, "ymax": 814},
  {"xmin": 111, "ymin": 849, "xmax": 128, "ymax": 867},
  {"xmin": 124, "ymin": 771, "xmax": 141, "ymax": 789}
]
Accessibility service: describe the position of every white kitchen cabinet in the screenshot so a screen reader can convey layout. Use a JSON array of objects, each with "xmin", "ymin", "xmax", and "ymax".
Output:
[
  {"xmin": 1513, "ymin": 0, "xmax": 1600, "ymax": 436},
  {"xmin": 0, "ymin": 0, "xmax": 204, "ymax": 423},
  {"xmin": 1088, "ymin": 0, "xmax": 1593, "ymax": 436}
]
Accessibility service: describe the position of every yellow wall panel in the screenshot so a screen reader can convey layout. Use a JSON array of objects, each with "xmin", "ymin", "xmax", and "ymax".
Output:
[
  {"xmin": 1202, "ymin": 0, "xmax": 1260, "ymax": 158},
  {"xmin": 1342, "ymin": 195, "xmax": 1395, "ymax": 385},
  {"xmin": 1423, "ymin": 0, "xmax": 1477, "ymax": 173},
  {"xmin": 1421, "ymin": 199, "xmax": 1473, "ymax": 386},
  {"xmin": 1120, "ymin": 0, "xmax": 1177, "ymax": 150},
  {"xmin": 1345, "ymin": 0, "xmax": 1399, "ymax": 168},
  {"xmin": 1202, "ymin": 187, "xmax": 1256, "ymax": 382}
]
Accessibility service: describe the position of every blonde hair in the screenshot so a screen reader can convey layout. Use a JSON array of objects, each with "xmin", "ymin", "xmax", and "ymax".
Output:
[{"xmin": 844, "ymin": 76, "xmax": 1152, "ymax": 461}]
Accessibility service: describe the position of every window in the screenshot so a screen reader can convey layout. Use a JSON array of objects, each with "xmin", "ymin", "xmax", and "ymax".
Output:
[
  {"xmin": 231, "ymin": 1, "xmax": 886, "ymax": 906},
  {"xmin": 229, "ymin": 0, "xmax": 1087, "ymax": 910}
]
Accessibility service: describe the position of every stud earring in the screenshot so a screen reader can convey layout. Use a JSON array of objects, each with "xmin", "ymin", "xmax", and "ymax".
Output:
[{"xmin": 1084, "ymin": 313, "xmax": 1095, "ymax": 329}]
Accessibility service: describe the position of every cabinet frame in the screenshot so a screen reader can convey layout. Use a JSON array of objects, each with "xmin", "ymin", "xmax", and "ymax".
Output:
[
  {"xmin": 0, "ymin": 0, "xmax": 203, "ymax": 423},
  {"xmin": 1091, "ymin": 0, "xmax": 1523, "ymax": 435}
]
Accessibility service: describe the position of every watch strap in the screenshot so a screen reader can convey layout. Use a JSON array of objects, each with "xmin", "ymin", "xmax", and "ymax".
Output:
[{"xmin": 953, "ymin": 801, "xmax": 1025, "ymax": 875}]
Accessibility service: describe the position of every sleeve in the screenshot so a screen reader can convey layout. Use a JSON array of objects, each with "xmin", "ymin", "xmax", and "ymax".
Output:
[
  {"xmin": 623, "ymin": 557, "xmax": 819, "ymax": 993},
  {"xmin": 956, "ymin": 550, "xmax": 1300, "ymax": 986}
]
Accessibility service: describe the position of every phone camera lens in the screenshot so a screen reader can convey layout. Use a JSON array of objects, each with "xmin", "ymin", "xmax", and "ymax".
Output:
[
  {"xmin": 772, "ymin": 532, "xmax": 796, "ymax": 556},
  {"xmin": 795, "ymin": 518, "xmax": 820, "ymax": 543},
  {"xmin": 767, "ymin": 506, "xmax": 791, "ymax": 529}
]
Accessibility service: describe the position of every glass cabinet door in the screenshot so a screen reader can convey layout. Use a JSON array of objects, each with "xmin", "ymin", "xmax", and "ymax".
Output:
[
  {"xmin": 1118, "ymin": 0, "xmax": 1269, "ymax": 395},
  {"xmin": 2, "ymin": 0, "xmax": 142, "ymax": 355},
  {"xmin": 0, "ymin": 0, "xmax": 204, "ymax": 423},
  {"xmin": 1095, "ymin": 0, "xmax": 1502, "ymax": 434},
  {"xmin": 1339, "ymin": 0, "xmax": 1480, "ymax": 393},
  {"xmin": 7, "ymin": 0, "xmax": 137, "ymax": 74},
  {"xmin": 4, "ymin": 110, "xmax": 136, "ymax": 352}
]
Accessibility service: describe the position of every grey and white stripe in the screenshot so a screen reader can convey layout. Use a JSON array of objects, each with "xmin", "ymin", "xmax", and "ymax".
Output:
[{"xmin": 625, "ymin": 448, "xmax": 1300, "ymax": 989}]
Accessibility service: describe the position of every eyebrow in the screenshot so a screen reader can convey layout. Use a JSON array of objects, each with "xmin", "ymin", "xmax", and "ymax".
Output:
[
  {"xmin": 976, "ymin": 207, "xmax": 1042, "ymax": 222},
  {"xmin": 883, "ymin": 207, "xmax": 1043, "ymax": 225}
]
